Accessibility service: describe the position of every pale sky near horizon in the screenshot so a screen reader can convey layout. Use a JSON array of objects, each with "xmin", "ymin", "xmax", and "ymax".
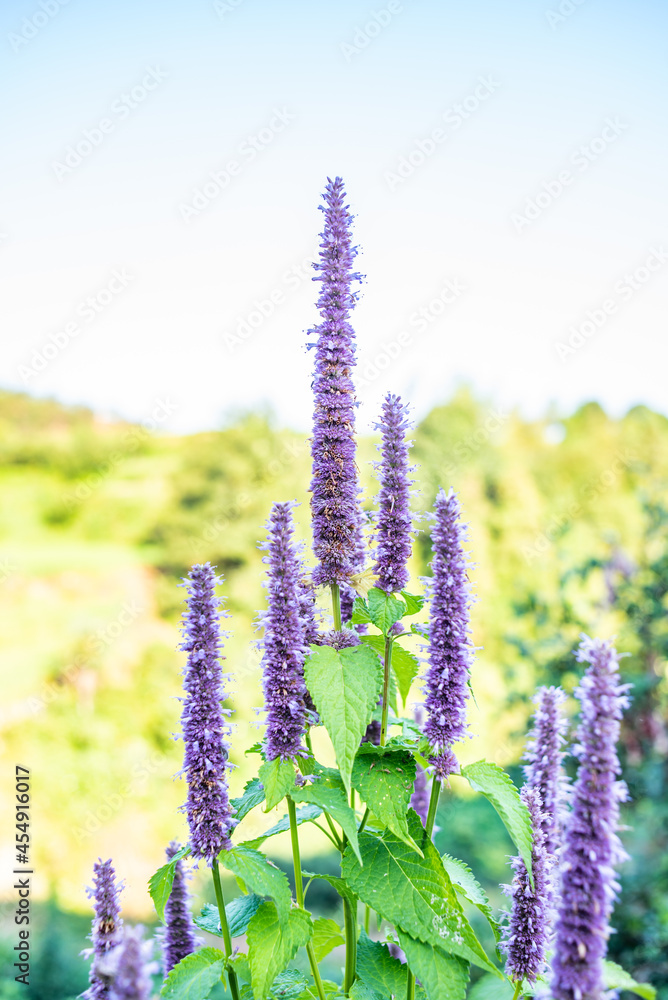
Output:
[{"xmin": 1, "ymin": 0, "xmax": 667, "ymax": 434}]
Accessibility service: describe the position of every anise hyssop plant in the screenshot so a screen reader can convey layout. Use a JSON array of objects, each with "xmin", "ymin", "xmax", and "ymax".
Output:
[{"xmin": 77, "ymin": 179, "xmax": 654, "ymax": 1000}]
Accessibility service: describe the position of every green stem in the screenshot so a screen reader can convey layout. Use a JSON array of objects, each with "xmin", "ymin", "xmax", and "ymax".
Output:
[
  {"xmin": 211, "ymin": 863, "xmax": 241, "ymax": 1000},
  {"xmin": 331, "ymin": 583, "xmax": 342, "ymax": 630},
  {"xmin": 407, "ymin": 968, "xmax": 416, "ymax": 1000},
  {"xmin": 511, "ymin": 981, "xmax": 523, "ymax": 1000},
  {"xmin": 379, "ymin": 637, "xmax": 393, "ymax": 747},
  {"xmin": 358, "ymin": 806, "xmax": 370, "ymax": 834},
  {"xmin": 364, "ymin": 904, "xmax": 371, "ymax": 934},
  {"xmin": 425, "ymin": 776, "xmax": 441, "ymax": 838},
  {"xmin": 287, "ymin": 797, "xmax": 327, "ymax": 1000},
  {"xmin": 343, "ymin": 894, "xmax": 357, "ymax": 994}
]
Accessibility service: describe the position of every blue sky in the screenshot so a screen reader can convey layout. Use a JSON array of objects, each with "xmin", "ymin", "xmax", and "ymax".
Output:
[{"xmin": 1, "ymin": 0, "xmax": 667, "ymax": 433}]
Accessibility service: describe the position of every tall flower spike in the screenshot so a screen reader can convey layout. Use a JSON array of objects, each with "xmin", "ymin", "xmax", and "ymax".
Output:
[
  {"xmin": 523, "ymin": 685, "xmax": 569, "ymax": 859},
  {"xmin": 261, "ymin": 501, "xmax": 308, "ymax": 760},
  {"xmin": 373, "ymin": 393, "xmax": 413, "ymax": 594},
  {"xmin": 180, "ymin": 563, "xmax": 234, "ymax": 864},
  {"xmin": 501, "ymin": 787, "xmax": 552, "ymax": 985},
  {"xmin": 162, "ymin": 842, "xmax": 199, "ymax": 976},
  {"xmin": 110, "ymin": 927, "xmax": 152, "ymax": 1000},
  {"xmin": 82, "ymin": 858, "xmax": 124, "ymax": 1000},
  {"xmin": 309, "ymin": 176, "xmax": 364, "ymax": 588},
  {"xmin": 423, "ymin": 488, "xmax": 474, "ymax": 779},
  {"xmin": 552, "ymin": 636, "xmax": 631, "ymax": 1000}
]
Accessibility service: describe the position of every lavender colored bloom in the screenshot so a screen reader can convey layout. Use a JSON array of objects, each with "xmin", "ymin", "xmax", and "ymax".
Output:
[
  {"xmin": 423, "ymin": 488, "xmax": 474, "ymax": 779},
  {"xmin": 81, "ymin": 859, "xmax": 124, "ymax": 1000},
  {"xmin": 297, "ymin": 570, "xmax": 322, "ymax": 647},
  {"xmin": 261, "ymin": 501, "xmax": 308, "ymax": 761},
  {"xmin": 501, "ymin": 787, "xmax": 552, "ymax": 985},
  {"xmin": 523, "ymin": 686, "xmax": 569, "ymax": 858},
  {"xmin": 552, "ymin": 636, "xmax": 630, "ymax": 1000},
  {"xmin": 180, "ymin": 563, "xmax": 234, "ymax": 864},
  {"xmin": 410, "ymin": 705, "xmax": 430, "ymax": 825},
  {"xmin": 309, "ymin": 177, "xmax": 363, "ymax": 588},
  {"xmin": 110, "ymin": 928, "xmax": 152, "ymax": 1000},
  {"xmin": 162, "ymin": 842, "xmax": 199, "ymax": 975},
  {"xmin": 373, "ymin": 394, "xmax": 413, "ymax": 594}
]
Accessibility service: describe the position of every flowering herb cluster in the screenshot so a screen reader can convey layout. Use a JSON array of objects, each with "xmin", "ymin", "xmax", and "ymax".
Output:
[{"xmin": 77, "ymin": 179, "xmax": 652, "ymax": 1000}]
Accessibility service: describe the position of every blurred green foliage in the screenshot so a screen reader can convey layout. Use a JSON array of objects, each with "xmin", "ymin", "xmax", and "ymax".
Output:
[{"xmin": 0, "ymin": 388, "xmax": 667, "ymax": 997}]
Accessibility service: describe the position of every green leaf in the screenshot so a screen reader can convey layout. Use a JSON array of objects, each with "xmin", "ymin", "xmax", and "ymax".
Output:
[
  {"xmin": 349, "ymin": 982, "xmax": 385, "ymax": 1000},
  {"xmin": 602, "ymin": 960, "xmax": 657, "ymax": 1000},
  {"xmin": 194, "ymin": 894, "xmax": 265, "ymax": 938},
  {"xmin": 159, "ymin": 946, "xmax": 227, "ymax": 999},
  {"xmin": 303, "ymin": 871, "xmax": 358, "ymax": 910},
  {"xmin": 269, "ymin": 970, "xmax": 310, "ymax": 998},
  {"xmin": 247, "ymin": 901, "xmax": 313, "ymax": 1000},
  {"xmin": 217, "ymin": 845, "xmax": 292, "ymax": 925},
  {"xmin": 304, "ymin": 644, "xmax": 383, "ymax": 794},
  {"xmin": 244, "ymin": 803, "xmax": 323, "ymax": 849},
  {"xmin": 351, "ymin": 744, "xmax": 420, "ymax": 853},
  {"xmin": 232, "ymin": 777, "xmax": 266, "ymax": 823},
  {"xmin": 467, "ymin": 974, "xmax": 514, "ymax": 1000},
  {"xmin": 291, "ymin": 771, "xmax": 362, "ymax": 864},
  {"xmin": 356, "ymin": 929, "xmax": 411, "ymax": 998},
  {"xmin": 351, "ymin": 597, "xmax": 373, "ymax": 626},
  {"xmin": 397, "ymin": 929, "xmax": 469, "ymax": 1000},
  {"xmin": 367, "ymin": 588, "xmax": 407, "ymax": 634},
  {"xmin": 440, "ymin": 854, "xmax": 500, "ymax": 940},
  {"xmin": 311, "ymin": 917, "xmax": 345, "ymax": 962},
  {"xmin": 149, "ymin": 845, "xmax": 190, "ymax": 924},
  {"xmin": 229, "ymin": 953, "xmax": 252, "ymax": 984},
  {"xmin": 258, "ymin": 758, "xmax": 297, "ymax": 812},
  {"xmin": 341, "ymin": 811, "xmax": 499, "ymax": 975},
  {"xmin": 400, "ymin": 591, "xmax": 425, "ymax": 615},
  {"xmin": 459, "ymin": 761, "xmax": 533, "ymax": 887},
  {"xmin": 361, "ymin": 634, "xmax": 420, "ymax": 707}
]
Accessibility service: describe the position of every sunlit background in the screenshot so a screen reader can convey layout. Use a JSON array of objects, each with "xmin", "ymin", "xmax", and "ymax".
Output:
[{"xmin": 1, "ymin": 1, "xmax": 667, "ymax": 997}]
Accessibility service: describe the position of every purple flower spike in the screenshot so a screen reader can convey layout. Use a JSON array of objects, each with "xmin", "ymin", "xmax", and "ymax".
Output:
[
  {"xmin": 410, "ymin": 705, "xmax": 430, "ymax": 825},
  {"xmin": 180, "ymin": 563, "xmax": 234, "ymax": 864},
  {"xmin": 423, "ymin": 489, "xmax": 474, "ymax": 779},
  {"xmin": 373, "ymin": 394, "xmax": 414, "ymax": 594},
  {"xmin": 82, "ymin": 859, "xmax": 124, "ymax": 1000},
  {"xmin": 552, "ymin": 636, "xmax": 631, "ymax": 1000},
  {"xmin": 110, "ymin": 927, "xmax": 152, "ymax": 1000},
  {"xmin": 309, "ymin": 177, "xmax": 364, "ymax": 588},
  {"xmin": 162, "ymin": 842, "xmax": 199, "ymax": 975},
  {"xmin": 261, "ymin": 501, "xmax": 308, "ymax": 761},
  {"xmin": 523, "ymin": 686, "xmax": 569, "ymax": 859},
  {"xmin": 501, "ymin": 787, "xmax": 552, "ymax": 985}
]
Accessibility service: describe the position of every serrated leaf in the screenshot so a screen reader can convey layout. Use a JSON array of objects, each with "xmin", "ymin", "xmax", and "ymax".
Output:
[
  {"xmin": 361, "ymin": 634, "xmax": 420, "ymax": 707},
  {"xmin": 352, "ymin": 744, "xmax": 420, "ymax": 853},
  {"xmin": 297, "ymin": 982, "xmax": 345, "ymax": 999},
  {"xmin": 303, "ymin": 870, "xmax": 358, "ymax": 910},
  {"xmin": 341, "ymin": 811, "xmax": 499, "ymax": 975},
  {"xmin": 244, "ymin": 803, "xmax": 323, "ymax": 849},
  {"xmin": 159, "ymin": 946, "xmax": 227, "ymax": 999},
  {"xmin": 459, "ymin": 761, "xmax": 533, "ymax": 887},
  {"xmin": 269, "ymin": 970, "xmax": 310, "ymax": 998},
  {"xmin": 441, "ymin": 854, "xmax": 499, "ymax": 940},
  {"xmin": 351, "ymin": 597, "xmax": 373, "ymax": 625},
  {"xmin": 311, "ymin": 917, "xmax": 345, "ymax": 962},
  {"xmin": 602, "ymin": 960, "xmax": 656, "ymax": 1000},
  {"xmin": 229, "ymin": 953, "xmax": 251, "ymax": 983},
  {"xmin": 217, "ymin": 845, "xmax": 292, "ymax": 925},
  {"xmin": 367, "ymin": 588, "xmax": 407, "ymax": 634},
  {"xmin": 304, "ymin": 644, "xmax": 383, "ymax": 794},
  {"xmin": 349, "ymin": 982, "xmax": 385, "ymax": 1000},
  {"xmin": 149, "ymin": 845, "xmax": 190, "ymax": 924},
  {"xmin": 258, "ymin": 758, "xmax": 297, "ymax": 812},
  {"xmin": 194, "ymin": 894, "xmax": 265, "ymax": 938},
  {"xmin": 291, "ymin": 772, "xmax": 362, "ymax": 864},
  {"xmin": 397, "ymin": 929, "xmax": 469, "ymax": 1000},
  {"xmin": 356, "ymin": 929, "xmax": 410, "ymax": 998},
  {"xmin": 232, "ymin": 777, "xmax": 266, "ymax": 823},
  {"xmin": 247, "ymin": 901, "xmax": 313, "ymax": 1000},
  {"xmin": 400, "ymin": 591, "xmax": 425, "ymax": 615},
  {"xmin": 467, "ymin": 974, "xmax": 514, "ymax": 1000}
]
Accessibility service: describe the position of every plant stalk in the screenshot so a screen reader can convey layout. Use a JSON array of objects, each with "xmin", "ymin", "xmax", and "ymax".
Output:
[
  {"xmin": 343, "ymin": 893, "xmax": 357, "ymax": 994},
  {"xmin": 331, "ymin": 583, "xmax": 342, "ymax": 630},
  {"xmin": 405, "ymin": 778, "xmax": 442, "ymax": 1000},
  {"xmin": 212, "ymin": 863, "xmax": 241, "ymax": 1000},
  {"xmin": 287, "ymin": 797, "xmax": 327, "ymax": 1000},
  {"xmin": 512, "ymin": 981, "xmax": 523, "ymax": 1000},
  {"xmin": 379, "ymin": 636, "xmax": 393, "ymax": 747}
]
